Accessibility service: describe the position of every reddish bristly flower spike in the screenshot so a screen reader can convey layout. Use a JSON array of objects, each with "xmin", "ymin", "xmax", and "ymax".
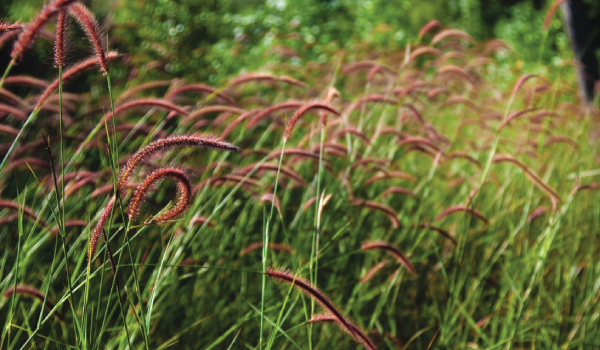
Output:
[
  {"xmin": 247, "ymin": 101, "xmax": 304, "ymax": 129},
  {"xmin": 381, "ymin": 186, "xmax": 415, "ymax": 198},
  {"xmin": 341, "ymin": 61, "xmax": 397, "ymax": 76},
  {"xmin": 351, "ymin": 199, "xmax": 400, "ymax": 229},
  {"xmin": 364, "ymin": 171, "xmax": 417, "ymax": 184},
  {"xmin": 3, "ymin": 76, "xmax": 48, "ymax": 90},
  {"xmin": 417, "ymin": 222, "xmax": 457, "ymax": 245},
  {"xmin": 182, "ymin": 105, "xmax": 245, "ymax": 125},
  {"xmin": 332, "ymin": 127, "xmax": 370, "ymax": 144},
  {"xmin": 544, "ymin": 0, "xmax": 568, "ymax": 30},
  {"xmin": 118, "ymin": 135, "xmax": 239, "ymax": 190},
  {"xmin": 361, "ymin": 259, "xmax": 392, "ymax": 284},
  {"xmin": 68, "ymin": 3, "xmax": 108, "ymax": 74},
  {"xmin": 493, "ymin": 154, "xmax": 562, "ymax": 203},
  {"xmin": 165, "ymin": 83, "xmax": 238, "ymax": 106},
  {"xmin": 431, "ymin": 28, "xmax": 475, "ymax": 45},
  {"xmin": 3, "ymin": 284, "xmax": 64, "ymax": 322},
  {"xmin": 361, "ymin": 241, "xmax": 416, "ymax": 276},
  {"xmin": 0, "ymin": 199, "xmax": 47, "ymax": 226},
  {"xmin": 54, "ymin": 10, "xmax": 67, "ymax": 68},
  {"xmin": 511, "ymin": 74, "xmax": 538, "ymax": 97},
  {"xmin": 189, "ymin": 216, "xmax": 215, "ymax": 227},
  {"xmin": 408, "ymin": 47, "xmax": 442, "ymax": 62},
  {"xmin": 0, "ymin": 104, "xmax": 27, "ymax": 120},
  {"xmin": 418, "ymin": 19, "xmax": 441, "ymax": 39},
  {"xmin": 128, "ymin": 167, "xmax": 192, "ymax": 223},
  {"xmin": 498, "ymin": 108, "xmax": 538, "ymax": 130},
  {"xmin": 102, "ymin": 98, "xmax": 189, "ymax": 123},
  {"xmin": 228, "ymin": 72, "xmax": 306, "ymax": 88},
  {"xmin": 266, "ymin": 268, "xmax": 377, "ymax": 350},
  {"xmin": 307, "ymin": 313, "xmax": 372, "ymax": 347},
  {"xmin": 0, "ymin": 21, "xmax": 22, "ymax": 32},
  {"xmin": 10, "ymin": 0, "xmax": 76, "ymax": 63},
  {"xmin": 528, "ymin": 205, "xmax": 550, "ymax": 223},
  {"xmin": 284, "ymin": 102, "xmax": 340, "ymax": 140},
  {"xmin": 36, "ymin": 51, "xmax": 119, "ymax": 109},
  {"xmin": 89, "ymin": 196, "xmax": 115, "ymax": 261},
  {"xmin": 117, "ymin": 80, "xmax": 171, "ymax": 101},
  {"xmin": 402, "ymin": 103, "xmax": 425, "ymax": 124},
  {"xmin": 434, "ymin": 205, "xmax": 488, "ymax": 224}
]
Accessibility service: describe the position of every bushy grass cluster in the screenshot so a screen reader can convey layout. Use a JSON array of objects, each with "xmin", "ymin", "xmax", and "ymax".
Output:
[{"xmin": 0, "ymin": 2, "xmax": 599, "ymax": 349}]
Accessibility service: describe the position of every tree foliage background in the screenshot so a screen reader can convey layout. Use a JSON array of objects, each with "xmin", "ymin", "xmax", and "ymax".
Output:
[
  {"xmin": 1, "ymin": 0, "xmax": 599, "ymax": 88},
  {"xmin": 0, "ymin": 0, "xmax": 600, "ymax": 83}
]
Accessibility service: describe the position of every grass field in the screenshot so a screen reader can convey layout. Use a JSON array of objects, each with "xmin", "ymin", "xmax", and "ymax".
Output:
[{"xmin": 0, "ymin": 2, "xmax": 600, "ymax": 349}]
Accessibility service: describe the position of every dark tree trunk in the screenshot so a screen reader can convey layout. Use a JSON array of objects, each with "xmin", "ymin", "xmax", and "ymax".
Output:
[{"xmin": 561, "ymin": 0, "xmax": 600, "ymax": 104}]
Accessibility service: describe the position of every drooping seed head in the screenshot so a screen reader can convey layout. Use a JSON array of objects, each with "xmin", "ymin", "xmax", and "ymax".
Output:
[
  {"xmin": 36, "ymin": 51, "xmax": 119, "ymax": 109},
  {"xmin": 0, "ymin": 21, "xmax": 22, "ymax": 32},
  {"xmin": 284, "ymin": 102, "xmax": 340, "ymax": 141},
  {"xmin": 266, "ymin": 268, "xmax": 377, "ymax": 349},
  {"xmin": 361, "ymin": 241, "xmax": 416, "ymax": 276},
  {"xmin": 128, "ymin": 167, "xmax": 192, "ymax": 223},
  {"xmin": 118, "ymin": 135, "xmax": 239, "ymax": 191},
  {"xmin": 3, "ymin": 284, "xmax": 64, "ymax": 322}
]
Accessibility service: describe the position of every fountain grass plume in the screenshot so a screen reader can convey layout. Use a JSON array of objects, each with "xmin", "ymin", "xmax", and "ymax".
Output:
[
  {"xmin": 0, "ymin": 199, "xmax": 47, "ymax": 226},
  {"xmin": 2, "ymin": 76, "xmax": 48, "ymax": 90},
  {"xmin": 128, "ymin": 167, "xmax": 192, "ymax": 223},
  {"xmin": 3, "ymin": 285, "xmax": 64, "ymax": 322},
  {"xmin": 351, "ymin": 199, "xmax": 400, "ymax": 229},
  {"xmin": 9, "ymin": 0, "xmax": 76, "ymax": 64},
  {"xmin": 228, "ymin": 72, "xmax": 306, "ymax": 88},
  {"xmin": 493, "ymin": 154, "xmax": 562, "ymax": 204},
  {"xmin": 434, "ymin": 204, "xmax": 489, "ymax": 224},
  {"xmin": 361, "ymin": 259, "xmax": 392, "ymax": 284},
  {"xmin": 0, "ymin": 21, "xmax": 22, "ymax": 32},
  {"xmin": 418, "ymin": 20, "xmax": 441, "ymax": 39},
  {"xmin": 36, "ymin": 51, "xmax": 119, "ymax": 109},
  {"xmin": 117, "ymin": 80, "xmax": 172, "ymax": 102},
  {"xmin": 364, "ymin": 171, "xmax": 417, "ymax": 184},
  {"xmin": 89, "ymin": 196, "xmax": 115, "ymax": 261},
  {"xmin": 118, "ymin": 135, "xmax": 239, "ymax": 190},
  {"xmin": 182, "ymin": 105, "xmax": 245, "ymax": 125},
  {"xmin": 68, "ymin": 3, "xmax": 108, "ymax": 74},
  {"xmin": 0, "ymin": 104, "xmax": 27, "ymax": 120},
  {"xmin": 101, "ymin": 98, "xmax": 189, "ymax": 123},
  {"xmin": 266, "ymin": 268, "xmax": 377, "ymax": 350},
  {"xmin": 431, "ymin": 29, "xmax": 474, "ymax": 45},
  {"xmin": 54, "ymin": 11, "xmax": 67, "ymax": 68},
  {"xmin": 361, "ymin": 241, "xmax": 416, "ymax": 276},
  {"xmin": 284, "ymin": 102, "xmax": 339, "ymax": 141},
  {"xmin": 165, "ymin": 83, "xmax": 238, "ymax": 106},
  {"xmin": 247, "ymin": 101, "xmax": 304, "ymax": 129}
]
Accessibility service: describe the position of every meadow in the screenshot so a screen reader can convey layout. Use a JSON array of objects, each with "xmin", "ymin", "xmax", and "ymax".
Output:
[{"xmin": 0, "ymin": 1, "xmax": 599, "ymax": 349}]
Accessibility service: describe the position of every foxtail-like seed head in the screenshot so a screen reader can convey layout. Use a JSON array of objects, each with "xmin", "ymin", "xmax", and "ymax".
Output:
[
  {"xmin": 68, "ymin": 3, "xmax": 108, "ymax": 74},
  {"xmin": 128, "ymin": 167, "xmax": 192, "ymax": 223},
  {"xmin": 117, "ymin": 135, "xmax": 239, "ymax": 191},
  {"xmin": 53, "ymin": 11, "xmax": 67, "ymax": 68},
  {"xmin": 10, "ymin": 0, "xmax": 76, "ymax": 63}
]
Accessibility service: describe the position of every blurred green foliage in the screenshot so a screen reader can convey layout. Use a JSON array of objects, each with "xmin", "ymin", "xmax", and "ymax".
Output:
[{"xmin": 0, "ymin": 0, "xmax": 590, "ymax": 83}]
